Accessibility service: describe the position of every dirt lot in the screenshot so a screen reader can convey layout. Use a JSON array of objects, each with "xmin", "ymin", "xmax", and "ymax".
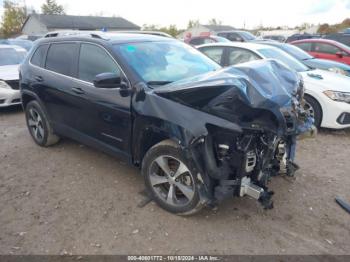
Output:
[{"xmin": 0, "ymin": 106, "xmax": 350, "ymax": 255}]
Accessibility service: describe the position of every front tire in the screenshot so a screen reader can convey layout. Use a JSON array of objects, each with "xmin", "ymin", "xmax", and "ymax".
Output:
[
  {"xmin": 25, "ymin": 100, "xmax": 60, "ymax": 147},
  {"xmin": 142, "ymin": 140, "xmax": 203, "ymax": 215},
  {"xmin": 304, "ymin": 95, "xmax": 322, "ymax": 128}
]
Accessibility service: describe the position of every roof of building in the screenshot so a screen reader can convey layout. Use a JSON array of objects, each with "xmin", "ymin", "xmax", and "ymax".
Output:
[
  {"xmin": 202, "ymin": 24, "xmax": 235, "ymax": 32},
  {"xmin": 23, "ymin": 14, "xmax": 140, "ymax": 30}
]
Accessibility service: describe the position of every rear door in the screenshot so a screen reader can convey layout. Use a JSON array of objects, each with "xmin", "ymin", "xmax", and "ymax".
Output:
[
  {"xmin": 33, "ymin": 42, "xmax": 80, "ymax": 128},
  {"xmin": 311, "ymin": 42, "xmax": 344, "ymax": 62}
]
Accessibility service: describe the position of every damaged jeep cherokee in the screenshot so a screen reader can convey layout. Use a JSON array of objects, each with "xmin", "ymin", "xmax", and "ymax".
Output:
[{"xmin": 20, "ymin": 33, "xmax": 314, "ymax": 215}]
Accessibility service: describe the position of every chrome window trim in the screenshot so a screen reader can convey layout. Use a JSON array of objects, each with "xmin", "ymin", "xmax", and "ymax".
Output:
[{"xmin": 28, "ymin": 40, "xmax": 131, "ymax": 89}]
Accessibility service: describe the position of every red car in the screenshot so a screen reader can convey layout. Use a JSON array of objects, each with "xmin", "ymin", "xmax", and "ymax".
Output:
[{"xmin": 291, "ymin": 39, "xmax": 350, "ymax": 65}]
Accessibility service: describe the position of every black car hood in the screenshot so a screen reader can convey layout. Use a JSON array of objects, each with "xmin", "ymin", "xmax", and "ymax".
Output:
[{"xmin": 154, "ymin": 59, "xmax": 303, "ymax": 133}]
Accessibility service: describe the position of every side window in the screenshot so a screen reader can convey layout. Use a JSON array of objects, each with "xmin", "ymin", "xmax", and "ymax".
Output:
[
  {"xmin": 294, "ymin": 42, "xmax": 312, "ymax": 52},
  {"xmin": 200, "ymin": 47, "xmax": 224, "ymax": 64},
  {"xmin": 314, "ymin": 43, "xmax": 340, "ymax": 55},
  {"xmin": 203, "ymin": 38, "xmax": 215, "ymax": 44},
  {"xmin": 189, "ymin": 38, "xmax": 204, "ymax": 46},
  {"xmin": 78, "ymin": 43, "xmax": 120, "ymax": 83},
  {"xmin": 45, "ymin": 43, "xmax": 78, "ymax": 76},
  {"xmin": 227, "ymin": 33, "xmax": 243, "ymax": 42},
  {"xmin": 227, "ymin": 48, "xmax": 259, "ymax": 65},
  {"xmin": 31, "ymin": 44, "xmax": 49, "ymax": 67}
]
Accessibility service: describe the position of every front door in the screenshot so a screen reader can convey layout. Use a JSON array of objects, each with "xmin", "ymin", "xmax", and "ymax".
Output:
[{"xmin": 70, "ymin": 43, "xmax": 132, "ymax": 153}]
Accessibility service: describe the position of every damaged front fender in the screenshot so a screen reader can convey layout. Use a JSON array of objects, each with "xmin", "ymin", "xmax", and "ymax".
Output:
[{"xmin": 132, "ymin": 59, "xmax": 314, "ymax": 208}]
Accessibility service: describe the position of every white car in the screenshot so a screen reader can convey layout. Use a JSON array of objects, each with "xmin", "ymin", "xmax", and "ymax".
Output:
[
  {"xmin": 0, "ymin": 45, "xmax": 27, "ymax": 107},
  {"xmin": 198, "ymin": 42, "xmax": 350, "ymax": 129}
]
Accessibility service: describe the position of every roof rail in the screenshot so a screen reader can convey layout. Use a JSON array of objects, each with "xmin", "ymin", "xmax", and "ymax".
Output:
[{"xmin": 44, "ymin": 31, "xmax": 109, "ymax": 40}]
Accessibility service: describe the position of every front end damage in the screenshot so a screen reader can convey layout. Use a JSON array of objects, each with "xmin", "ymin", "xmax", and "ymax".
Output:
[{"xmin": 134, "ymin": 59, "xmax": 315, "ymax": 209}]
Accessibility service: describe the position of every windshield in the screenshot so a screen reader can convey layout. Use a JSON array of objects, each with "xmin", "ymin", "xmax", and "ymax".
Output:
[
  {"xmin": 115, "ymin": 41, "xmax": 220, "ymax": 85},
  {"xmin": 212, "ymin": 36, "xmax": 231, "ymax": 43},
  {"xmin": 280, "ymin": 44, "xmax": 313, "ymax": 60},
  {"xmin": 8, "ymin": 40, "xmax": 33, "ymax": 51},
  {"xmin": 258, "ymin": 47, "xmax": 309, "ymax": 72},
  {"xmin": 241, "ymin": 32, "xmax": 256, "ymax": 40},
  {"xmin": 0, "ymin": 48, "xmax": 27, "ymax": 66}
]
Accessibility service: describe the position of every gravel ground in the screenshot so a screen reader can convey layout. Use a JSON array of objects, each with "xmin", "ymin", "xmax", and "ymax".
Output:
[{"xmin": 0, "ymin": 106, "xmax": 350, "ymax": 255}]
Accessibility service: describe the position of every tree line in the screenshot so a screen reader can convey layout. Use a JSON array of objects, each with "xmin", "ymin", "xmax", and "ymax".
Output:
[{"xmin": 0, "ymin": 0, "xmax": 64, "ymax": 38}]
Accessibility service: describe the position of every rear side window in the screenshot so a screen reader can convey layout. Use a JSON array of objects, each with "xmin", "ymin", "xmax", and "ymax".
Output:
[
  {"xmin": 78, "ymin": 43, "xmax": 120, "ymax": 83},
  {"xmin": 45, "ymin": 43, "xmax": 78, "ymax": 76},
  {"xmin": 294, "ymin": 42, "xmax": 312, "ymax": 52},
  {"xmin": 227, "ymin": 33, "xmax": 243, "ymax": 42},
  {"xmin": 314, "ymin": 43, "xmax": 340, "ymax": 54},
  {"xmin": 31, "ymin": 44, "xmax": 48, "ymax": 67},
  {"xmin": 189, "ymin": 38, "xmax": 204, "ymax": 45},
  {"xmin": 227, "ymin": 47, "xmax": 259, "ymax": 65},
  {"xmin": 200, "ymin": 47, "xmax": 224, "ymax": 64}
]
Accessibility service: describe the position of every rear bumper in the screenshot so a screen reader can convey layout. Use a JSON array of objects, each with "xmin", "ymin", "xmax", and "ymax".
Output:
[{"xmin": 0, "ymin": 89, "xmax": 21, "ymax": 107}]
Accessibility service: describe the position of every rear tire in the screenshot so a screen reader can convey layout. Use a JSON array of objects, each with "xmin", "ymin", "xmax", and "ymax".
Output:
[
  {"xmin": 304, "ymin": 95, "xmax": 322, "ymax": 128},
  {"xmin": 142, "ymin": 139, "xmax": 203, "ymax": 215},
  {"xmin": 25, "ymin": 100, "xmax": 60, "ymax": 147}
]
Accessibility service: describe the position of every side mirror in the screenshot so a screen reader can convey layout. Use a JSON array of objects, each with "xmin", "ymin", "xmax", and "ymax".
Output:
[
  {"xmin": 93, "ymin": 73, "xmax": 127, "ymax": 89},
  {"xmin": 335, "ymin": 51, "xmax": 344, "ymax": 58}
]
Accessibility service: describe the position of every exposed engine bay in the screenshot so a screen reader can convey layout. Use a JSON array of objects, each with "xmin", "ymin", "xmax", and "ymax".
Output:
[{"xmin": 134, "ymin": 59, "xmax": 315, "ymax": 209}]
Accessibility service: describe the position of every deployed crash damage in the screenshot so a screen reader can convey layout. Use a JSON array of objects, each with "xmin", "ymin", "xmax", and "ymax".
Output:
[{"xmin": 133, "ymin": 59, "xmax": 314, "ymax": 210}]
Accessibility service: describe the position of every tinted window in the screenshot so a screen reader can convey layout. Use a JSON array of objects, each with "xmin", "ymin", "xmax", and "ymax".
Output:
[
  {"xmin": 31, "ymin": 45, "xmax": 48, "ymax": 67},
  {"xmin": 189, "ymin": 38, "xmax": 204, "ymax": 45},
  {"xmin": 294, "ymin": 42, "xmax": 312, "ymax": 52},
  {"xmin": 45, "ymin": 43, "xmax": 78, "ymax": 76},
  {"xmin": 227, "ymin": 48, "xmax": 260, "ymax": 65},
  {"xmin": 314, "ymin": 43, "xmax": 341, "ymax": 55},
  {"xmin": 240, "ymin": 32, "xmax": 256, "ymax": 41},
  {"xmin": 203, "ymin": 38, "xmax": 215, "ymax": 44},
  {"xmin": 200, "ymin": 47, "xmax": 224, "ymax": 64},
  {"xmin": 227, "ymin": 33, "xmax": 243, "ymax": 42},
  {"xmin": 78, "ymin": 44, "xmax": 120, "ymax": 83}
]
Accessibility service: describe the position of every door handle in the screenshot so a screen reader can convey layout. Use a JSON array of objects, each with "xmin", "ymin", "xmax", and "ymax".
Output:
[
  {"xmin": 34, "ymin": 75, "xmax": 43, "ymax": 82},
  {"xmin": 71, "ymin": 87, "xmax": 85, "ymax": 95}
]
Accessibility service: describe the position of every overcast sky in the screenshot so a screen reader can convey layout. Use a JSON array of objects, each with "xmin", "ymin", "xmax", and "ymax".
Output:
[{"xmin": 1, "ymin": 0, "xmax": 350, "ymax": 29}]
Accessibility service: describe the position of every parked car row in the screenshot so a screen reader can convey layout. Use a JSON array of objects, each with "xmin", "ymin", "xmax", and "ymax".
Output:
[{"xmin": 198, "ymin": 42, "xmax": 350, "ymax": 129}]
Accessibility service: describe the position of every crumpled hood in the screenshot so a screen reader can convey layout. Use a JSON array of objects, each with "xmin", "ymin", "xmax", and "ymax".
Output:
[
  {"xmin": 155, "ymin": 59, "xmax": 301, "ymax": 109},
  {"xmin": 301, "ymin": 69, "xmax": 350, "ymax": 92},
  {"xmin": 0, "ymin": 65, "xmax": 19, "ymax": 81},
  {"xmin": 154, "ymin": 59, "xmax": 303, "ymax": 134}
]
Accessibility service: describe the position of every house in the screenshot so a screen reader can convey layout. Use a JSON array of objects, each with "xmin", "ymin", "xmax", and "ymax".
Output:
[
  {"xmin": 21, "ymin": 14, "xmax": 140, "ymax": 36},
  {"xmin": 178, "ymin": 24, "xmax": 235, "ymax": 39}
]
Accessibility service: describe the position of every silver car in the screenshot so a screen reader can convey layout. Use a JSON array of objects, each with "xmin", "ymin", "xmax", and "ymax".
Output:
[{"xmin": 0, "ymin": 45, "xmax": 27, "ymax": 107}]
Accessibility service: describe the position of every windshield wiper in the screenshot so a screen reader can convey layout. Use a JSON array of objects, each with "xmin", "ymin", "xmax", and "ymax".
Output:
[{"xmin": 147, "ymin": 81, "xmax": 173, "ymax": 86}]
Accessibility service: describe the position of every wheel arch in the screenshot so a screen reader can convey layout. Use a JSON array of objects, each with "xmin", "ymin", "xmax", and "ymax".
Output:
[
  {"xmin": 304, "ymin": 92, "xmax": 323, "ymax": 126},
  {"xmin": 132, "ymin": 116, "xmax": 193, "ymax": 167},
  {"xmin": 21, "ymin": 90, "xmax": 52, "ymax": 122}
]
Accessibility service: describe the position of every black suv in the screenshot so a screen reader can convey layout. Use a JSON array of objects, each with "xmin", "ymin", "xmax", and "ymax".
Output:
[{"xmin": 20, "ymin": 33, "xmax": 312, "ymax": 215}]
